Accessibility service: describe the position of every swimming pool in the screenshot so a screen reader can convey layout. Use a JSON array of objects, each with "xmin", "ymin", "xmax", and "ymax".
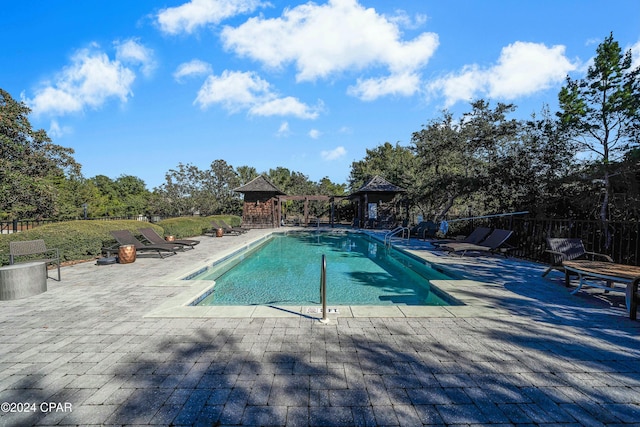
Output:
[{"xmin": 188, "ymin": 231, "xmax": 459, "ymax": 306}]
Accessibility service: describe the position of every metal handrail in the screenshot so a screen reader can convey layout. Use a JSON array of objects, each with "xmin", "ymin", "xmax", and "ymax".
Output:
[
  {"xmin": 319, "ymin": 255, "xmax": 329, "ymax": 323},
  {"xmin": 446, "ymin": 211, "xmax": 529, "ymax": 223},
  {"xmin": 384, "ymin": 226, "xmax": 410, "ymax": 247}
]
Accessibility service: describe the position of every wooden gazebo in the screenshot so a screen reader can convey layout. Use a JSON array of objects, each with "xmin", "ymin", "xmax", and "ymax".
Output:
[
  {"xmin": 348, "ymin": 175, "xmax": 406, "ymax": 228},
  {"xmin": 234, "ymin": 175, "xmax": 285, "ymax": 228}
]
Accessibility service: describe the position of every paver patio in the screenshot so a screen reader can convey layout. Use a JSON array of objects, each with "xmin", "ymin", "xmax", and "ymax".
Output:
[{"xmin": 1, "ymin": 228, "xmax": 639, "ymax": 426}]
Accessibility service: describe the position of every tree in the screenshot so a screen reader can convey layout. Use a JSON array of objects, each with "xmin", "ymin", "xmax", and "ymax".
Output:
[
  {"xmin": 87, "ymin": 175, "xmax": 149, "ymax": 217},
  {"xmin": 410, "ymin": 101, "xmax": 519, "ymax": 220},
  {"xmin": 153, "ymin": 163, "xmax": 203, "ymax": 216},
  {"xmin": 512, "ymin": 107, "xmax": 576, "ymax": 217},
  {"xmin": 200, "ymin": 160, "xmax": 241, "ymax": 215},
  {"xmin": 0, "ymin": 88, "xmax": 81, "ymax": 219},
  {"xmin": 557, "ymin": 32, "xmax": 640, "ymax": 223},
  {"xmin": 318, "ymin": 177, "xmax": 346, "ymax": 196},
  {"xmin": 235, "ymin": 165, "xmax": 259, "ymax": 186},
  {"xmin": 411, "ymin": 111, "xmax": 478, "ymax": 220},
  {"xmin": 348, "ymin": 142, "xmax": 416, "ymax": 194}
]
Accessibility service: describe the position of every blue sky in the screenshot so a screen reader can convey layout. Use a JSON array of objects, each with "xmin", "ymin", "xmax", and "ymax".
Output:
[{"xmin": 3, "ymin": 0, "xmax": 639, "ymax": 190}]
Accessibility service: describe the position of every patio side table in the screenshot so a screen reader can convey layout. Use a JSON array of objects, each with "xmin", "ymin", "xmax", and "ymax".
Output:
[{"xmin": 0, "ymin": 261, "xmax": 47, "ymax": 300}]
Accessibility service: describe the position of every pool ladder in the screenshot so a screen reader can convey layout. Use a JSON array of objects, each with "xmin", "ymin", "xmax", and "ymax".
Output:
[
  {"xmin": 384, "ymin": 226, "xmax": 410, "ymax": 248},
  {"xmin": 319, "ymin": 255, "xmax": 329, "ymax": 323}
]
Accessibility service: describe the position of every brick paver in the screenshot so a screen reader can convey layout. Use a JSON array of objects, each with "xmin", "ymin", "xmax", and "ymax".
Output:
[{"xmin": 1, "ymin": 228, "xmax": 639, "ymax": 426}]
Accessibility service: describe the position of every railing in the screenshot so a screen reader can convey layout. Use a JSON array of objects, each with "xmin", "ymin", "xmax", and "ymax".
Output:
[
  {"xmin": 0, "ymin": 219, "xmax": 58, "ymax": 234},
  {"xmin": 384, "ymin": 226, "xmax": 410, "ymax": 247},
  {"xmin": 449, "ymin": 217, "xmax": 640, "ymax": 266},
  {"xmin": 0, "ymin": 215, "xmax": 170, "ymax": 235},
  {"xmin": 319, "ymin": 255, "xmax": 329, "ymax": 324}
]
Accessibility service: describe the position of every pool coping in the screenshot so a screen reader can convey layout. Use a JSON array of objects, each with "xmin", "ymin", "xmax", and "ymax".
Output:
[{"xmin": 143, "ymin": 229, "xmax": 512, "ymax": 319}]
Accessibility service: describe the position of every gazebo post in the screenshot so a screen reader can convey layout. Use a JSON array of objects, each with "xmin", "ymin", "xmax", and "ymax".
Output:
[
  {"xmin": 234, "ymin": 175, "xmax": 286, "ymax": 229},
  {"xmin": 330, "ymin": 198, "xmax": 335, "ymax": 228},
  {"xmin": 347, "ymin": 175, "xmax": 406, "ymax": 229}
]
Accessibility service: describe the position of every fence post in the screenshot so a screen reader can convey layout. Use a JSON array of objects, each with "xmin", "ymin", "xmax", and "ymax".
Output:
[{"xmin": 12, "ymin": 219, "xmax": 18, "ymax": 233}]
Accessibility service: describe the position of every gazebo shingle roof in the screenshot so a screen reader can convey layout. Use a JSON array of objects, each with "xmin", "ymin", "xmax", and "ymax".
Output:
[
  {"xmin": 234, "ymin": 175, "xmax": 285, "ymax": 195},
  {"xmin": 350, "ymin": 175, "xmax": 405, "ymax": 196}
]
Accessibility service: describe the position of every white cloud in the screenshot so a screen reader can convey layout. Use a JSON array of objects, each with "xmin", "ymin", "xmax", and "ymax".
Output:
[
  {"xmin": 115, "ymin": 38, "xmax": 156, "ymax": 77},
  {"xmin": 156, "ymin": 0, "xmax": 267, "ymax": 35},
  {"xmin": 308, "ymin": 129, "xmax": 321, "ymax": 139},
  {"xmin": 429, "ymin": 42, "xmax": 578, "ymax": 107},
  {"xmin": 221, "ymin": 0, "xmax": 437, "ymax": 100},
  {"xmin": 631, "ymin": 40, "xmax": 640, "ymax": 70},
  {"xmin": 385, "ymin": 9, "xmax": 427, "ymax": 30},
  {"xmin": 428, "ymin": 65, "xmax": 485, "ymax": 108},
  {"xmin": 173, "ymin": 59, "xmax": 213, "ymax": 82},
  {"xmin": 488, "ymin": 42, "xmax": 575, "ymax": 98},
  {"xmin": 276, "ymin": 121, "xmax": 290, "ymax": 137},
  {"xmin": 27, "ymin": 46, "xmax": 136, "ymax": 116},
  {"xmin": 321, "ymin": 146, "xmax": 346, "ymax": 160},
  {"xmin": 250, "ymin": 96, "xmax": 319, "ymax": 119},
  {"xmin": 48, "ymin": 119, "xmax": 72, "ymax": 138},
  {"xmin": 195, "ymin": 70, "xmax": 269, "ymax": 111},
  {"xmin": 348, "ymin": 72, "xmax": 421, "ymax": 101},
  {"xmin": 194, "ymin": 69, "xmax": 319, "ymax": 119}
]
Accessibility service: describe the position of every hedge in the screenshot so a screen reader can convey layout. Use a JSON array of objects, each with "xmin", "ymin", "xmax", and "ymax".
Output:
[
  {"xmin": 157, "ymin": 215, "xmax": 240, "ymax": 239},
  {"xmin": 0, "ymin": 215, "xmax": 241, "ymax": 266}
]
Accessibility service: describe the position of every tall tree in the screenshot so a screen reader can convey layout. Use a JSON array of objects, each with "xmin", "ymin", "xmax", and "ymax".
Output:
[
  {"xmin": 410, "ymin": 101, "xmax": 519, "ymax": 220},
  {"xmin": 557, "ymin": 33, "xmax": 640, "ymax": 223},
  {"xmin": 348, "ymin": 142, "xmax": 416, "ymax": 193},
  {"xmin": 201, "ymin": 159, "xmax": 241, "ymax": 215},
  {"xmin": 153, "ymin": 163, "xmax": 203, "ymax": 216},
  {"xmin": 0, "ymin": 88, "xmax": 80, "ymax": 219},
  {"xmin": 509, "ymin": 107, "xmax": 576, "ymax": 216},
  {"xmin": 411, "ymin": 111, "xmax": 476, "ymax": 220},
  {"xmin": 235, "ymin": 165, "xmax": 259, "ymax": 186}
]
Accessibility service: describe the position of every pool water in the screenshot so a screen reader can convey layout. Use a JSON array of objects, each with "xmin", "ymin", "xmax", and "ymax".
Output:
[{"xmin": 190, "ymin": 232, "xmax": 458, "ymax": 306}]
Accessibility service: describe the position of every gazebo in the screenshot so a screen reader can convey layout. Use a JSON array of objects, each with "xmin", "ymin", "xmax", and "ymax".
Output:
[
  {"xmin": 348, "ymin": 175, "xmax": 406, "ymax": 228},
  {"xmin": 234, "ymin": 175, "xmax": 285, "ymax": 228}
]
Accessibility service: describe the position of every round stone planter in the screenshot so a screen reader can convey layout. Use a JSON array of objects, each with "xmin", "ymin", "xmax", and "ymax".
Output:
[{"xmin": 0, "ymin": 262, "xmax": 47, "ymax": 300}]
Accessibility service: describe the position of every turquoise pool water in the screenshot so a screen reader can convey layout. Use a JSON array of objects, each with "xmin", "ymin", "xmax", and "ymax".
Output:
[{"xmin": 189, "ymin": 231, "xmax": 458, "ymax": 306}]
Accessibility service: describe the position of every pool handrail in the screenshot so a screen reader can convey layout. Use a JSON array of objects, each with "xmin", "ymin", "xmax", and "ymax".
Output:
[
  {"xmin": 384, "ymin": 226, "xmax": 410, "ymax": 247},
  {"xmin": 319, "ymin": 254, "xmax": 329, "ymax": 324}
]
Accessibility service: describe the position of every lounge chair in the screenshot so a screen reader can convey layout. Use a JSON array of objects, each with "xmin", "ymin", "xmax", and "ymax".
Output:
[
  {"xmin": 541, "ymin": 237, "xmax": 612, "ymax": 286},
  {"xmin": 441, "ymin": 228, "xmax": 513, "ymax": 256},
  {"xmin": 217, "ymin": 219, "xmax": 248, "ymax": 234},
  {"xmin": 208, "ymin": 220, "xmax": 242, "ymax": 236},
  {"xmin": 431, "ymin": 226, "xmax": 492, "ymax": 248},
  {"xmin": 138, "ymin": 227, "xmax": 200, "ymax": 250},
  {"xmin": 106, "ymin": 230, "xmax": 181, "ymax": 258}
]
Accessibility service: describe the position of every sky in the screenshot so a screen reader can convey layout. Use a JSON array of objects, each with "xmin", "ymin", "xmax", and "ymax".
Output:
[{"xmin": 2, "ymin": 0, "xmax": 640, "ymax": 190}]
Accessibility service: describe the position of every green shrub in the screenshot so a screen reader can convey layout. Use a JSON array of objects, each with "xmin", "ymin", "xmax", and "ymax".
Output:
[
  {"xmin": 0, "ymin": 220, "xmax": 164, "ymax": 266},
  {"xmin": 157, "ymin": 215, "xmax": 242, "ymax": 238},
  {"xmin": 0, "ymin": 215, "xmax": 242, "ymax": 266}
]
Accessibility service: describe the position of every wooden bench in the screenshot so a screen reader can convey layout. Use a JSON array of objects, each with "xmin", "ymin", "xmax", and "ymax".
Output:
[
  {"xmin": 9, "ymin": 239, "xmax": 61, "ymax": 281},
  {"xmin": 563, "ymin": 260, "xmax": 640, "ymax": 320}
]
